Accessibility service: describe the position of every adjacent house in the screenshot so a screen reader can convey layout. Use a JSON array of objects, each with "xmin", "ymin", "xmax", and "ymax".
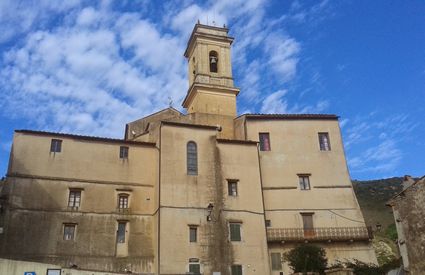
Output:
[{"xmin": 387, "ymin": 175, "xmax": 425, "ymax": 274}]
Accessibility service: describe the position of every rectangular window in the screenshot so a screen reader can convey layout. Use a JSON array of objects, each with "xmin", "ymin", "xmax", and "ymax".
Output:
[
  {"xmin": 68, "ymin": 190, "xmax": 81, "ymax": 208},
  {"xmin": 227, "ymin": 180, "xmax": 238, "ymax": 196},
  {"xmin": 259, "ymin": 133, "xmax": 271, "ymax": 151},
  {"xmin": 299, "ymin": 175, "xmax": 311, "ymax": 190},
  {"xmin": 302, "ymin": 213, "xmax": 315, "ymax": 237},
  {"xmin": 271, "ymin": 253, "xmax": 282, "ymax": 270},
  {"xmin": 231, "ymin": 265, "xmax": 243, "ymax": 275},
  {"xmin": 189, "ymin": 227, "xmax": 197, "ymax": 243},
  {"xmin": 189, "ymin": 263, "xmax": 200, "ymax": 274},
  {"xmin": 118, "ymin": 194, "xmax": 129, "ymax": 209},
  {"xmin": 50, "ymin": 139, "xmax": 62, "ymax": 153},
  {"xmin": 120, "ymin": 146, "xmax": 129, "ymax": 159},
  {"xmin": 318, "ymin": 132, "xmax": 331, "ymax": 151},
  {"xmin": 229, "ymin": 222, "xmax": 242, "ymax": 242},
  {"xmin": 265, "ymin": 220, "xmax": 271, "ymax": 227},
  {"xmin": 63, "ymin": 224, "xmax": 76, "ymax": 240},
  {"xmin": 117, "ymin": 222, "xmax": 126, "ymax": 243}
]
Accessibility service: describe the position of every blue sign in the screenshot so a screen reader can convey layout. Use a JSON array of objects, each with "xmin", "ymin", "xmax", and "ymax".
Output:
[{"xmin": 24, "ymin": 272, "xmax": 36, "ymax": 275}]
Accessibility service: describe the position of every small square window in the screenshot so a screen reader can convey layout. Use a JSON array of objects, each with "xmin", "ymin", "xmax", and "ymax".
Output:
[
  {"xmin": 50, "ymin": 139, "xmax": 62, "ymax": 153},
  {"xmin": 189, "ymin": 227, "xmax": 197, "ymax": 243},
  {"xmin": 298, "ymin": 175, "xmax": 311, "ymax": 190},
  {"xmin": 120, "ymin": 146, "xmax": 129, "ymax": 159},
  {"xmin": 63, "ymin": 224, "xmax": 76, "ymax": 240},
  {"xmin": 265, "ymin": 220, "xmax": 271, "ymax": 227},
  {"xmin": 318, "ymin": 132, "xmax": 331, "ymax": 151},
  {"xmin": 259, "ymin": 133, "xmax": 271, "ymax": 151},
  {"xmin": 228, "ymin": 180, "xmax": 238, "ymax": 196},
  {"xmin": 231, "ymin": 265, "xmax": 243, "ymax": 275},
  {"xmin": 229, "ymin": 222, "xmax": 242, "ymax": 242},
  {"xmin": 68, "ymin": 190, "xmax": 81, "ymax": 208}
]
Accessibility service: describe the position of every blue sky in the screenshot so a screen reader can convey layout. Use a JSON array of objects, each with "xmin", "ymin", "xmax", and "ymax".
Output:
[{"xmin": 0, "ymin": 0, "xmax": 424, "ymax": 180}]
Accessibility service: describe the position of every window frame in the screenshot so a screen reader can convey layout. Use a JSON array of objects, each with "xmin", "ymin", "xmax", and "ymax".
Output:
[
  {"xmin": 209, "ymin": 50, "xmax": 218, "ymax": 73},
  {"xmin": 318, "ymin": 132, "xmax": 331, "ymax": 151},
  {"xmin": 68, "ymin": 189, "xmax": 82, "ymax": 209},
  {"xmin": 189, "ymin": 226, "xmax": 197, "ymax": 243},
  {"xmin": 259, "ymin": 132, "xmax": 271, "ymax": 151},
  {"xmin": 63, "ymin": 223, "xmax": 76, "ymax": 241},
  {"xmin": 50, "ymin": 139, "xmax": 62, "ymax": 153},
  {"xmin": 227, "ymin": 179, "xmax": 238, "ymax": 197},
  {"xmin": 231, "ymin": 264, "xmax": 243, "ymax": 275},
  {"xmin": 271, "ymin": 252, "xmax": 282, "ymax": 270},
  {"xmin": 188, "ymin": 262, "xmax": 201, "ymax": 274},
  {"xmin": 229, "ymin": 222, "xmax": 242, "ymax": 242},
  {"xmin": 187, "ymin": 141, "xmax": 198, "ymax": 175},
  {"xmin": 298, "ymin": 174, "xmax": 311, "ymax": 190},
  {"xmin": 118, "ymin": 193, "xmax": 129, "ymax": 209},
  {"xmin": 119, "ymin": 146, "xmax": 129, "ymax": 159},
  {"xmin": 117, "ymin": 221, "xmax": 127, "ymax": 244},
  {"xmin": 265, "ymin": 219, "xmax": 271, "ymax": 227}
]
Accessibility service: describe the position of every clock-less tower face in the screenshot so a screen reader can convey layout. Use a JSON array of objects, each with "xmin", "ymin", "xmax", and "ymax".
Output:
[{"xmin": 182, "ymin": 24, "xmax": 240, "ymax": 117}]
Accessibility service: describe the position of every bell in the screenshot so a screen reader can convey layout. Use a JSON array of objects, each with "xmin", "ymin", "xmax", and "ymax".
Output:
[{"xmin": 210, "ymin": 57, "xmax": 217, "ymax": 64}]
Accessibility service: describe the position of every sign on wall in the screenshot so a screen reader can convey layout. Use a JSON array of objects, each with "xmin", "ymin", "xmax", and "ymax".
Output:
[{"xmin": 24, "ymin": 272, "xmax": 36, "ymax": 275}]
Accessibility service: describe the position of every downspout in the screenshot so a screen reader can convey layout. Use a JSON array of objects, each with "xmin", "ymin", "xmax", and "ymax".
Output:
[
  {"xmin": 256, "ymin": 139, "xmax": 270, "ymax": 272},
  {"xmin": 243, "ymin": 117, "xmax": 247, "ymax": 141},
  {"xmin": 157, "ymin": 123, "xmax": 162, "ymax": 275}
]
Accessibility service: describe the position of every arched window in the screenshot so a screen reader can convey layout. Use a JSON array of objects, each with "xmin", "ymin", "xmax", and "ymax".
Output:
[
  {"xmin": 209, "ymin": 51, "xmax": 218, "ymax": 73},
  {"xmin": 187, "ymin": 141, "xmax": 198, "ymax": 175}
]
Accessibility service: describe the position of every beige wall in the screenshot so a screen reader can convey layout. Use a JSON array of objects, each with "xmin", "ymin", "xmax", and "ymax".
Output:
[
  {"xmin": 158, "ymin": 124, "xmax": 270, "ymax": 275},
  {"xmin": 1, "ymin": 132, "xmax": 159, "ymax": 274}
]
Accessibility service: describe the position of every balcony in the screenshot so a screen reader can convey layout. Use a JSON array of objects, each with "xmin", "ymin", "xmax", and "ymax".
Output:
[
  {"xmin": 116, "ymin": 207, "xmax": 131, "ymax": 214},
  {"xmin": 267, "ymin": 227, "xmax": 373, "ymax": 243}
]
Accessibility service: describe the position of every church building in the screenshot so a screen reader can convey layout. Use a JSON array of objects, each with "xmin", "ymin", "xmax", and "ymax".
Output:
[{"xmin": 0, "ymin": 23, "xmax": 376, "ymax": 275}]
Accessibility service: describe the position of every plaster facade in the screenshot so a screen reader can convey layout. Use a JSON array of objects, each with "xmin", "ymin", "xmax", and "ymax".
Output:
[{"xmin": 0, "ymin": 23, "xmax": 376, "ymax": 274}]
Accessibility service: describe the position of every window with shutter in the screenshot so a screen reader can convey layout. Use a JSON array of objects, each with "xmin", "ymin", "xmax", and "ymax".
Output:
[{"xmin": 229, "ymin": 222, "xmax": 242, "ymax": 241}]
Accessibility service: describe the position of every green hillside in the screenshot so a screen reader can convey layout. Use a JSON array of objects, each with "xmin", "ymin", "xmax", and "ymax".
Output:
[{"xmin": 352, "ymin": 177, "xmax": 403, "ymax": 233}]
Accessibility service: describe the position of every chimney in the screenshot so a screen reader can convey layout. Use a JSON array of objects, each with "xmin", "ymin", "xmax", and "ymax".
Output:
[{"xmin": 402, "ymin": 175, "xmax": 415, "ymax": 191}]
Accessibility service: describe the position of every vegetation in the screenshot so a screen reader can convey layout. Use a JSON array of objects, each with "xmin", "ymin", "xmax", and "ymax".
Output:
[
  {"xmin": 329, "ymin": 258, "xmax": 401, "ymax": 275},
  {"xmin": 284, "ymin": 244, "xmax": 327, "ymax": 274}
]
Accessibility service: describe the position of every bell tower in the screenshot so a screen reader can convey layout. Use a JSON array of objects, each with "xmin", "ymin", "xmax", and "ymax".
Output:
[{"xmin": 182, "ymin": 23, "xmax": 240, "ymax": 117}]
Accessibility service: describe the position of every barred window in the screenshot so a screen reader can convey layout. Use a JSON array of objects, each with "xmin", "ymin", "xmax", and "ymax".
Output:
[
  {"xmin": 187, "ymin": 141, "xmax": 198, "ymax": 175},
  {"xmin": 209, "ymin": 50, "xmax": 218, "ymax": 73}
]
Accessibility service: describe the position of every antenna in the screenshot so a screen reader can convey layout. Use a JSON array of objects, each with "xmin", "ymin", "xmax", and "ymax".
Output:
[{"xmin": 168, "ymin": 96, "xmax": 173, "ymax": 108}]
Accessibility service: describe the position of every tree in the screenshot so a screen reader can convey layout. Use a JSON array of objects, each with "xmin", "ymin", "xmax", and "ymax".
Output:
[{"xmin": 284, "ymin": 244, "xmax": 328, "ymax": 274}]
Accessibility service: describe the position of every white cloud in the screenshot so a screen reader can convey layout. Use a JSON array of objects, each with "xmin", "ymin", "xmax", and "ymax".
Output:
[
  {"xmin": 0, "ymin": 5, "xmax": 187, "ymax": 137},
  {"xmin": 260, "ymin": 90, "xmax": 289, "ymax": 113}
]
